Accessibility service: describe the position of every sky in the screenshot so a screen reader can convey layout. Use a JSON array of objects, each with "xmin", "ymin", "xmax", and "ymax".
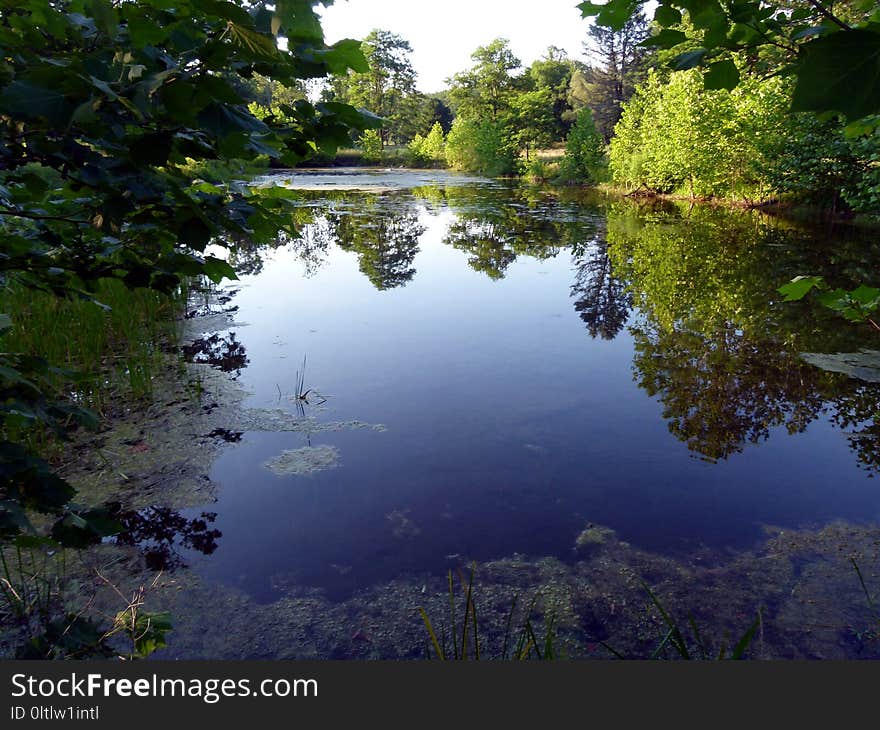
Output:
[{"xmin": 318, "ymin": 0, "xmax": 593, "ymax": 93}]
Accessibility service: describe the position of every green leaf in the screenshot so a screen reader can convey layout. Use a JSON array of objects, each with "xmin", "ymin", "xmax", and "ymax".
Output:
[
  {"xmin": 643, "ymin": 29, "xmax": 688, "ymax": 49},
  {"xmin": 318, "ymin": 39, "xmax": 370, "ymax": 74},
  {"xmin": 703, "ymin": 60, "xmax": 740, "ymax": 90},
  {"xmin": 226, "ymin": 22, "xmax": 283, "ymax": 62},
  {"xmin": 778, "ymin": 275, "xmax": 824, "ymax": 301},
  {"xmin": 578, "ymin": 1, "xmax": 606, "ymax": 16},
  {"xmin": 197, "ymin": 103, "xmax": 270, "ymax": 138},
  {"xmin": 131, "ymin": 611, "xmax": 173, "ymax": 658},
  {"xmin": 0, "ymin": 81, "xmax": 73, "ymax": 125},
  {"xmin": 654, "ymin": 5, "xmax": 682, "ymax": 27},
  {"xmin": 579, "ymin": 0, "xmax": 639, "ymax": 31},
  {"xmin": 672, "ymin": 48, "xmax": 709, "ymax": 70},
  {"xmin": 849, "ymin": 284, "xmax": 880, "ymax": 308},
  {"xmin": 88, "ymin": 0, "xmax": 117, "ymax": 37},
  {"xmin": 274, "ymin": 0, "xmax": 324, "ymax": 42},
  {"xmin": 202, "ymin": 256, "xmax": 238, "ymax": 283},
  {"xmin": 816, "ymin": 288, "xmax": 849, "ymax": 310},
  {"xmin": 792, "ymin": 29, "xmax": 880, "ymax": 121},
  {"xmin": 50, "ymin": 506, "xmax": 121, "ymax": 547}
]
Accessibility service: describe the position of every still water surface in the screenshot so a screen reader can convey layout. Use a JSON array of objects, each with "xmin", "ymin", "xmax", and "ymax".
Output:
[{"xmin": 178, "ymin": 170, "xmax": 880, "ymax": 614}]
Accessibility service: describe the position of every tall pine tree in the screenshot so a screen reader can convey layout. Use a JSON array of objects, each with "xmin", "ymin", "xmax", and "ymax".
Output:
[{"xmin": 584, "ymin": 11, "xmax": 650, "ymax": 141}]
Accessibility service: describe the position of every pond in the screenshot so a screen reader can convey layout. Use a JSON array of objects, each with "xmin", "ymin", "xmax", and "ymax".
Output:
[{"xmin": 138, "ymin": 169, "xmax": 880, "ymax": 659}]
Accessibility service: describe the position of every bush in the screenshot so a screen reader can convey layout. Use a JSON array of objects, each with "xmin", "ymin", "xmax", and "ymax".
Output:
[
  {"xmin": 445, "ymin": 117, "xmax": 520, "ymax": 177},
  {"xmin": 608, "ymin": 67, "xmax": 880, "ymax": 211},
  {"xmin": 407, "ymin": 122, "xmax": 446, "ymax": 167},
  {"xmin": 360, "ymin": 129, "xmax": 384, "ymax": 163},
  {"xmin": 559, "ymin": 107, "xmax": 606, "ymax": 184}
]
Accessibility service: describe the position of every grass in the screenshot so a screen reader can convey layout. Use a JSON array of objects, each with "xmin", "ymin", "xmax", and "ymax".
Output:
[
  {"xmin": 419, "ymin": 566, "xmax": 764, "ymax": 661},
  {"xmin": 419, "ymin": 564, "xmax": 559, "ymax": 660},
  {"xmin": 626, "ymin": 580, "xmax": 762, "ymax": 660},
  {"xmin": 1, "ymin": 278, "xmax": 186, "ymax": 411},
  {"xmin": 177, "ymin": 155, "xmax": 270, "ymax": 183}
]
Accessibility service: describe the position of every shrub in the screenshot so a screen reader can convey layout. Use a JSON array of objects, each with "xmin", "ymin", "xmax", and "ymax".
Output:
[
  {"xmin": 360, "ymin": 129, "xmax": 384, "ymax": 163},
  {"xmin": 445, "ymin": 117, "xmax": 520, "ymax": 177},
  {"xmin": 407, "ymin": 122, "xmax": 446, "ymax": 167},
  {"xmin": 559, "ymin": 107, "xmax": 606, "ymax": 184}
]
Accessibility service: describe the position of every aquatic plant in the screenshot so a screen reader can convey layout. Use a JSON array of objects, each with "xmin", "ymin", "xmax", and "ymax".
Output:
[
  {"xmin": 849, "ymin": 558, "xmax": 880, "ymax": 647},
  {"xmin": 419, "ymin": 565, "xmax": 559, "ymax": 660},
  {"xmin": 598, "ymin": 580, "xmax": 762, "ymax": 660},
  {"xmin": 264, "ymin": 445, "xmax": 341, "ymax": 476},
  {"xmin": 1, "ymin": 542, "xmax": 170, "ymax": 660},
  {"xmin": 419, "ymin": 564, "xmax": 763, "ymax": 661}
]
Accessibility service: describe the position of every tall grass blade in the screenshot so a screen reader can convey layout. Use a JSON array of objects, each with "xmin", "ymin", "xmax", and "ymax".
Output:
[
  {"xmin": 448, "ymin": 570, "xmax": 458, "ymax": 659},
  {"xmin": 640, "ymin": 579, "xmax": 691, "ymax": 660},
  {"xmin": 851, "ymin": 558, "xmax": 877, "ymax": 614},
  {"xmin": 651, "ymin": 628, "xmax": 675, "ymax": 659},
  {"xmin": 597, "ymin": 640, "xmax": 626, "ymax": 659},
  {"xmin": 501, "ymin": 594, "xmax": 518, "ymax": 660},
  {"xmin": 687, "ymin": 612, "xmax": 708, "ymax": 660},
  {"xmin": 730, "ymin": 611, "xmax": 762, "ymax": 660},
  {"xmin": 419, "ymin": 608, "xmax": 445, "ymax": 661}
]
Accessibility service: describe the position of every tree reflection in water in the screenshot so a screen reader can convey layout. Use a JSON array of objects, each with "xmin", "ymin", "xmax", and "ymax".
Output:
[
  {"xmin": 113, "ymin": 505, "xmax": 222, "ymax": 571},
  {"xmin": 325, "ymin": 194, "xmax": 424, "ymax": 290},
  {"xmin": 570, "ymin": 239, "xmax": 631, "ymax": 340},
  {"xmin": 605, "ymin": 200, "xmax": 880, "ymax": 470},
  {"xmin": 218, "ymin": 183, "xmax": 880, "ymax": 473}
]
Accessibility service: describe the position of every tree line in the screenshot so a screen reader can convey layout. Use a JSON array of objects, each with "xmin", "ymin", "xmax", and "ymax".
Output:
[{"xmin": 315, "ymin": 3, "xmax": 880, "ymax": 214}]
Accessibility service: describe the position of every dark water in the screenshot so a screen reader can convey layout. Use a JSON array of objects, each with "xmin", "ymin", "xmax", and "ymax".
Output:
[{"xmin": 179, "ymin": 170, "xmax": 880, "ymax": 605}]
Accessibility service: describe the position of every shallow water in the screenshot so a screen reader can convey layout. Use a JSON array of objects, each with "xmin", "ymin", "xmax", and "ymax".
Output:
[{"xmin": 151, "ymin": 170, "xmax": 880, "ymax": 656}]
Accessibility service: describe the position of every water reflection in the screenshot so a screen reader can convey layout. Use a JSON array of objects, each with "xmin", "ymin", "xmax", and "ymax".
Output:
[
  {"xmin": 113, "ymin": 505, "xmax": 222, "ymax": 571},
  {"xmin": 327, "ymin": 198, "xmax": 424, "ymax": 290},
  {"xmin": 435, "ymin": 186, "xmax": 591, "ymax": 280},
  {"xmin": 181, "ymin": 332, "xmax": 249, "ymax": 378},
  {"xmin": 246, "ymin": 187, "xmax": 880, "ymax": 472},
  {"xmin": 605, "ymin": 201, "xmax": 880, "ymax": 468},
  {"xmin": 570, "ymin": 239, "xmax": 631, "ymax": 340},
  {"xmin": 153, "ymin": 174, "xmax": 880, "ymax": 659}
]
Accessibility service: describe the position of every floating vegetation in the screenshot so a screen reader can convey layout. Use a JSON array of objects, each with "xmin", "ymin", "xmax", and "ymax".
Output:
[
  {"xmin": 264, "ymin": 445, "xmax": 341, "ymax": 476},
  {"xmin": 235, "ymin": 408, "xmax": 386, "ymax": 434}
]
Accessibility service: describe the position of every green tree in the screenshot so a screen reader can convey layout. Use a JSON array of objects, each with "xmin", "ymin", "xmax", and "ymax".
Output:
[
  {"xmin": 327, "ymin": 29, "xmax": 421, "ymax": 146},
  {"xmin": 609, "ymin": 66, "xmax": 877, "ymax": 208},
  {"xmin": 528, "ymin": 47, "xmax": 576, "ymax": 139},
  {"xmin": 512, "ymin": 88, "xmax": 557, "ymax": 160},
  {"xmin": 408, "ymin": 122, "xmax": 446, "ymax": 167},
  {"xmin": 447, "ymin": 38, "xmax": 523, "ymax": 121},
  {"xmin": 445, "ymin": 117, "xmax": 520, "ymax": 177},
  {"xmin": 578, "ymin": 0, "xmax": 880, "ymax": 128},
  {"xmin": 584, "ymin": 7, "xmax": 651, "ymax": 140}
]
